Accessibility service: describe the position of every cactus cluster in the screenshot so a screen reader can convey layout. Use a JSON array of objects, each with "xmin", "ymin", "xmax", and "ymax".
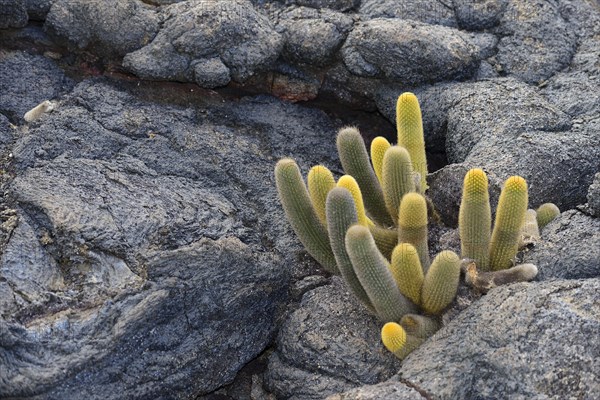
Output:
[
  {"xmin": 458, "ymin": 168, "xmax": 559, "ymax": 291},
  {"xmin": 275, "ymin": 93, "xmax": 557, "ymax": 361}
]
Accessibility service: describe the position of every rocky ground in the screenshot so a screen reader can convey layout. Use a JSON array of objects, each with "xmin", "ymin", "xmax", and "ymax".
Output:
[{"xmin": 0, "ymin": 0, "xmax": 598, "ymax": 399}]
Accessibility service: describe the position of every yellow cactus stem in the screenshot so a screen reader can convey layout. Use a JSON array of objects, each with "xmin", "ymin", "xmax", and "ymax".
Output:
[
  {"xmin": 536, "ymin": 202, "xmax": 560, "ymax": 230},
  {"xmin": 459, "ymin": 168, "xmax": 492, "ymax": 271},
  {"xmin": 398, "ymin": 193, "xmax": 430, "ymax": 271},
  {"xmin": 421, "ymin": 251, "xmax": 461, "ymax": 315},
  {"xmin": 396, "ymin": 92, "xmax": 428, "ymax": 192},
  {"xmin": 400, "ymin": 314, "xmax": 441, "ymax": 339},
  {"xmin": 337, "ymin": 175, "xmax": 373, "ymax": 227},
  {"xmin": 382, "ymin": 146, "xmax": 416, "ymax": 223},
  {"xmin": 274, "ymin": 159, "xmax": 338, "ymax": 273},
  {"xmin": 307, "ymin": 165, "xmax": 336, "ymax": 226},
  {"xmin": 381, "ymin": 322, "xmax": 424, "ymax": 360},
  {"xmin": 370, "ymin": 136, "xmax": 391, "ymax": 184},
  {"xmin": 489, "ymin": 176, "xmax": 529, "ymax": 271},
  {"xmin": 390, "ymin": 243, "xmax": 424, "ymax": 306}
]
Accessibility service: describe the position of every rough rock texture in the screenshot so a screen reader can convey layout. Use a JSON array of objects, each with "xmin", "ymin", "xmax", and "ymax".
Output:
[
  {"xmin": 334, "ymin": 279, "xmax": 600, "ymax": 399},
  {"xmin": 45, "ymin": 0, "xmax": 160, "ymax": 58},
  {"xmin": 0, "ymin": 51, "xmax": 73, "ymax": 124},
  {"xmin": 342, "ymin": 19, "xmax": 480, "ymax": 85},
  {"xmin": 588, "ymin": 173, "xmax": 600, "ymax": 218},
  {"xmin": 123, "ymin": 0, "xmax": 283, "ymax": 87},
  {"xmin": 359, "ymin": 0, "xmax": 457, "ymax": 27},
  {"xmin": 0, "ymin": 0, "xmax": 28, "ymax": 29},
  {"xmin": 494, "ymin": 0, "xmax": 578, "ymax": 84},
  {"xmin": 273, "ymin": 6, "xmax": 353, "ymax": 66},
  {"xmin": 0, "ymin": 74, "xmax": 342, "ymax": 398},
  {"xmin": 326, "ymin": 381, "xmax": 421, "ymax": 400},
  {"xmin": 24, "ymin": 0, "xmax": 54, "ymax": 20},
  {"xmin": 523, "ymin": 211, "xmax": 600, "ymax": 280},
  {"xmin": 295, "ymin": 0, "xmax": 359, "ymax": 12},
  {"xmin": 265, "ymin": 277, "xmax": 401, "ymax": 400},
  {"xmin": 453, "ymin": 0, "xmax": 507, "ymax": 30}
]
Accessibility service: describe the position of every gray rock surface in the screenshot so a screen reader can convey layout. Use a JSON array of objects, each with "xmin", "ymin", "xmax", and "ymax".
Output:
[
  {"xmin": 295, "ymin": 0, "xmax": 359, "ymax": 11},
  {"xmin": 123, "ymin": 0, "xmax": 282, "ymax": 86},
  {"xmin": 265, "ymin": 277, "xmax": 401, "ymax": 400},
  {"xmin": 523, "ymin": 210, "xmax": 600, "ymax": 280},
  {"xmin": 453, "ymin": 0, "xmax": 507, "ymax": 30},
  {"xmin": 588, "ymin": 173, "xmax": 600, "ymax": 218},
  {"xmin": 359, "ymin": 0, "xmax": 457, "ymax": 27},
  {"xmin": 334, "ymin": 279, "xmax": 600, "ymax": 399},
  {"xmin": 45, "ymin": 0, "xmax": 160, "ymax": 58},
  {"xmin": 0, "ymin": 51, "xmax": 73, "ymax": 124},
  {"xmin": 24, "ymin": 0, "xmax": 53, "ymax": 20},
  {"xmin": 274, "ymin": 6, "xmax": 353, "ymax": 66},
  {"xmin": 495, "ymin": 0, "xmax": 577, "ymax": 84},
  {"xmin": 0, "ymin": 0, "xmax": 28, "ymax": 29},
  {"xmin": 0, "ymin": 75, "xmax": 342, "ymax": 398},
  {"xmin": 342, "ymin": 19, "xmax": 480, "ymax": 85}
]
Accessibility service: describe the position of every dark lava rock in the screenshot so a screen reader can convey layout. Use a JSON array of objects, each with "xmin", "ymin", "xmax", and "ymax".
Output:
[
  {"xmin": 453, "ymin": 0, "xmax": 507, "ymax": 30},
  {"xmin": 0, "ymin": 0, "xmax": 28, "ymax": 29},
  {"xmin": 274, "ymin": 6, "xmax": 353, "ymax": 66},
  {"xmin": 334, "ymin": 278, "xmax": 600, "ymax": 399},
  {"xmin": 45, "ymin": 0, "xmax": 160, "ymax": 58},
  {"xmin": 523, "ymin": 210, "xmax": 600, "ymax": 280},
  {"xmin": 495, "ymin": 0, "xmax": 577, "ymax": 84},
  {"xmin": 0, "ymin": 77, "xmax": 342, "ymax": 399},
  {"xmin": 24, "ymin": 0, "xmax": 53, "ymax": 20},
  {"xmin": 342, "ymin": 19, "xmax": 480, "ymax": 85},
  {"xmin": 123, "ymin": 0, "xmax": 283, "ymax": 87},
  {"xmin": 0, "ymin": 51, "xmax": 73, "ymax": 124},
  {"xmin": 295, "ymin": 0, "xmax": 359, "ymax": 12},
  {"xmin": 359, "ymin": 0, "xmax": 457, "ymax": 27},
  {"xmin": 588, "ymin": 173, "xmax": 600, "ymax": 218},
  {"xmin": 265, "ymin": 277, "xmax": 401, "ymax": 400}
]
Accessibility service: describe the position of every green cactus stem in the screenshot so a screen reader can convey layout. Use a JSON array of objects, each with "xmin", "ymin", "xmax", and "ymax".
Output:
[
  {"xmin": 390, "ymin": 243, "xmax": 424, "ymax": 305},
  {"xmin": 400, "ymin": 314, "xmax": 441, "ymax": 339},
  {"xmin": 345, "ymin": 225, "xmax": 416, "ymax": 321},
  {"xmin": 337, "ymin": 127, "xmax": 393, "ymax": 227},
  {"xmin": 307, "ymin": 165, "xmax": 336, "ymax": 226},
  {"xmin": 381, "ymin": 322, "xmax": 424, "ymax": 360},
  {"xmin": 371, "ymin": 136, "xmax": 391, "ymax": 184},
  {"xmin": 463, "ymin": 260, "xmax": 538, "ymax": 293},
  {"xmin": 489, "ymin": 176, "xmax": 528, "ymax": 271},
  {"xmin": 459, "ymin": 168, "xmax": 492, "ymax": 271},
  {"xmin": 396, "ymin": 93, "xmax": 428, "ymax": 192},
  {"xmin": 398, "ymin": 193, "xmax": 430, "ymax": 270},
  {"xmin": 369, "ymin": 225, "xmax": 398, "ymax": 260},
  {"xmin": 536, "ymin": 203, "xmax": 560, "ymax": 230},
  {"xmin": 421, "ymin": 251, "xmax": 461, "ymax": 315},
  {"xmin": 275, "ymin": 159, "xmax": 338, "ymax": 274},
  {"xmin": 382, "ymin": 146, "xmax": 416, "ymax": 223},
  {"xmin": 326, "ymin": 188, "xmax": 375, "ymax": 311}
]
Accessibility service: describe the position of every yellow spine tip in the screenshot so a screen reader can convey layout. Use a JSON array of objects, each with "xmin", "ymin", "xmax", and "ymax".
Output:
[
  {"xmin": 397, "ymin": 92, "xmax": 418, "ymax": 106},
  {"xmin": 504, "ymin": 176, "xmax": 527, "ymax": 192},
  {"xmin": 398, "ymin": 193, "xmax": 427, "ymax": 228},
  {"xmin": 381, "ymin": 322, "xmax": 407, "ymax": 353}
]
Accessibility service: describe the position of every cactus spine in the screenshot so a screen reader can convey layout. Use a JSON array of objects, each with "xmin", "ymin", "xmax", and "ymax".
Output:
[
  {"xmin": 489, "ymin": 176, "xmax": 528, "ymax": 271},
  {"xmin": 345, "ymin": 225, "xmax": 416, "ymax": 322},
  {"xmin": 337, "ymin": 127, "xmax": 393, "ymax": 226},
  {"xmin": 275, "ymin": 159, "xmax": 338, "ymax": 273},
  {"xmin": 398, "ymin": 193, "xmax": 430, "ymax": 270},
  {"xmin": 381, "ymin": 322, "xmax": 424, "ymax": 360},
  {"xmin": 396, "ymin": 93, "xmax": 428, "ymax": 192},
  {"xmin": 400, "ymin": 314, "xmax": 441, "ymax": 339},
  {"xmin": 371, "ymin": 136, "xmax": 391, "ymax": 184},
  {"xmin": 369, "ymin": 225, "xmax": 398, "ymax": 260},
  {"xmin": 459, "ymin": 168, "xmax": 491, "ymax": 271},
  {"xmin": 326, "ymin": 188, "xmax": 374, "ymax": 311},
  {"xmin": 382, "ymin": 146, "xmax": 416, "ymax": 223},
  {"xmin": 421, "ymin": 251, "xmax": 461, "ymax": 315},
  {"xmin": 519, "ymin": 209, "xmax": 540, "ymax": 248},
  {"xmin": 536, "ymin": 203, "xmax": 560, "ymax": 229},
  {"xmin": 307, "ymin": 165, "xmax": 336, "ymax": 225},
  {"xmin": 390, "ymin": 243, "xmax": 424, "ymax": 305}
]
